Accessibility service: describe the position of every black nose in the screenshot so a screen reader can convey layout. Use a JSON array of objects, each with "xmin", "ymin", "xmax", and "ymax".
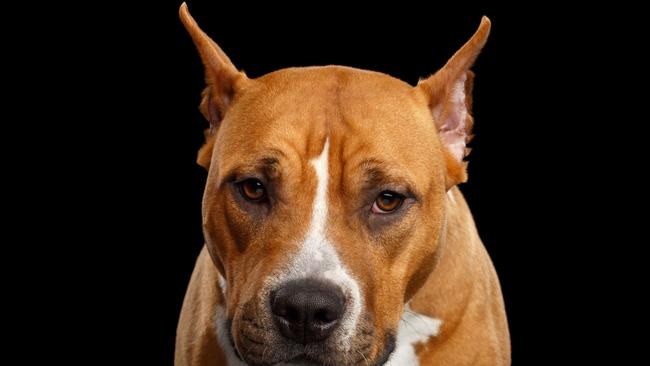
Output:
[{"xmin": 271, "ymin": 279, "xmax": 345, "ymax": 344}]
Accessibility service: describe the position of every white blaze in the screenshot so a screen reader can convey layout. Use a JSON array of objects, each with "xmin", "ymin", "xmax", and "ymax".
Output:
[
  {"xmin": 274, "ymin": 139, "xmax": 362, "ymax": 349},
  {"xmin": 302, "ymin": 138, "xmax": 331, "ymax": 272}
]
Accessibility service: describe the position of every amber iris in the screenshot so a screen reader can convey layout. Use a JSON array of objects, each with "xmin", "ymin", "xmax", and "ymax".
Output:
[
  {"xmin": 239, "ymin": 179, "xmax": 266, "ymax": 201},
  {"xmin": 374, "ymin": 191, "xmax": 404, "ymax": 213}
]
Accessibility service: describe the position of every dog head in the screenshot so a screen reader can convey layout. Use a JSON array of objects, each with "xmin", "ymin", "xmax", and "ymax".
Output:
[{"xmin": 180, "ymin": 4, "xmax": 490, "ymax": 365}]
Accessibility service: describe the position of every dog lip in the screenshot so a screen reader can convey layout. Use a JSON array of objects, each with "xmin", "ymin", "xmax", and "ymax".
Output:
[
  {"xmin": 227, "ymin": 320, "xmax": 246, "ymax": 362},
  {"xmin": 370, "ymin": 331, "xmax": 396, "ymax": 366},
  {"xmin": 286, "ymin": 355, "xmax": 320, "ymax": 366}
]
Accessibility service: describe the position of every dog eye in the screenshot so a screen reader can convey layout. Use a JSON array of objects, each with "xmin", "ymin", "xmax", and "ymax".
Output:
[
  {"xmin": 372, "ymin": 191, "xmax": 404, "ymax": 214},
  {"xmin": 238, "ymin": 179, "xmax": 267, "ymax": 201}
]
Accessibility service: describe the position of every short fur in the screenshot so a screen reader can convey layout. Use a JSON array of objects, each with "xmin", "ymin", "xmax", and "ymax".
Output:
[{"xmin": 176, "ymin": 3, "xmax": 510, "ymax": 365}]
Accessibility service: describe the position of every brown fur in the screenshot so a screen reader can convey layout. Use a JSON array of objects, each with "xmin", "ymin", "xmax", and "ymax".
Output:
[{"xmin": 176, "ymin": 3, "xmax": 509, "ymax": 365}]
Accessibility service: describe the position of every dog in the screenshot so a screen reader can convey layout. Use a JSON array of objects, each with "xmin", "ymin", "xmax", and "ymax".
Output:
[{"xmin": 175, "ymin": 3, "xmax": 510, "ymax": 365}]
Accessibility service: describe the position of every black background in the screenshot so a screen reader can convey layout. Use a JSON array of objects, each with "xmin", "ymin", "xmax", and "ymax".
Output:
[{"xmin": 28, "ymin": 1, "xmax": 608, "ymax": 364}]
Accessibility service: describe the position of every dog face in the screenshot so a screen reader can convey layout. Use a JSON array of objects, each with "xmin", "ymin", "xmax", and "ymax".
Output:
[{"xmin": 180, "ymin": 4, "xmax": 489, "ymax": 365}]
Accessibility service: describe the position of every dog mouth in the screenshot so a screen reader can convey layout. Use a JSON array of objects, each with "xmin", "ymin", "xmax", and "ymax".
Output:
[
  {"xmin": 229, "ymin": 325, "xmax": 396, "ymax": 366},
  {"xmin": 284, "ymin": 355, "xmax": 327, "ymax": 366},
  {"xmin": 229, "ymin": 328, "xmax": 319, "ymax": 366},
  {"xmin": 228, "ymin": 296, "xmax": 395, "ymax": 366}
]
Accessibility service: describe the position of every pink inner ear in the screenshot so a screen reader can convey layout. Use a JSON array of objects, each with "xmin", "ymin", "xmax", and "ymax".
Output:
[{"xmin": 437, "ymin": 74, "xmax": 468, "ymax": 162}]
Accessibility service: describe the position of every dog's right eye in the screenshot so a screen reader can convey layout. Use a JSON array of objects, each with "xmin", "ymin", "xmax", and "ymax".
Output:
[{"xmin": 238, "ymin": 179, "xmax": 267, "ymax": 201}]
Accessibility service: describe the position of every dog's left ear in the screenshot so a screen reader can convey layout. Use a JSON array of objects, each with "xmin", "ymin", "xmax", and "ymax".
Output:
[
  {"xmin": 417, "ymin": 17, "xmax": 491, "ymax": 189},
  {"xmin": 179, "ymin": 3, "xmax": 248, "ymax": 169}
]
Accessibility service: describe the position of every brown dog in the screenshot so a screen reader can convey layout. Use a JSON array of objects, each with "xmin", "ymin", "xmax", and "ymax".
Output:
[{"xmin": 175, "ymin": 3, "xmax": 510, "ymax": 365}]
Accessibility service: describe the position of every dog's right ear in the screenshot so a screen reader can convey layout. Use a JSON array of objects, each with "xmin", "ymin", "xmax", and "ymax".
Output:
[{"xmin": 179, "ymin": 3, "xmax": 247, "ymax": 169}]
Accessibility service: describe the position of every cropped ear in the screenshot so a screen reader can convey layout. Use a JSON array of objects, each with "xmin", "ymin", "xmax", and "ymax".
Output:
[
  {"xmin": 179, "ymin": 3, "xmax": 248, "ymax": 169},
  {"xmin": 417, "ymin": 17, "xmax": 491, "ymax": 188}
]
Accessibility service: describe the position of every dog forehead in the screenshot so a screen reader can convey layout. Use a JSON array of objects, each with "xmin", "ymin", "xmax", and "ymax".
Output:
[
  {"xmin": 218, "ymin": 66, "xmax": 440, "ymax": 168},
  {"xmin": 251, "ymin": 66, "xmax": 427, "ymax": 129}
]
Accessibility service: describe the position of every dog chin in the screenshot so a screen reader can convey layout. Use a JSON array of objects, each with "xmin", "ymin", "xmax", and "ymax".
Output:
[
  {"xmin": 280, "ymin": 356, "xmax": 329, "ymax": 366},
  {"xmin": 242, "ymin": 356, "xmax": 353, "ymax": 366},
  {"xmin": 237, "ymin": 349, "xmax": 330, "ymax": 366},
  {"xmin": 235, "ymin": 333, "xmax": 396, "ymax": 366}
]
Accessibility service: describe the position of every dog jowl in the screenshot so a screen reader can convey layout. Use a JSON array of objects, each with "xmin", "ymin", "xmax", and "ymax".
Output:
[{"xmin": 175, "ymin": 3, "xmax": 510, "ymax": 366}]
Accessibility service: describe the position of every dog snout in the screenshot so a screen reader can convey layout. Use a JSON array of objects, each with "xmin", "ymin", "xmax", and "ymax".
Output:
[{"xmin": 271, "ymin": 278, "xmax": 345, "ymax": 344}]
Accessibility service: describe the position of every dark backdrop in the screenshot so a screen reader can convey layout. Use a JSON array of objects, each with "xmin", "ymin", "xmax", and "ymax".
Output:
[{"xmin": 61, "ymin": 1, "xmax": 593, "ymax": 364}]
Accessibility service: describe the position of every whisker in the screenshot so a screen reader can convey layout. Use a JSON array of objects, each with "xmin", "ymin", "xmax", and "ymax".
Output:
[
  {"xmin": 401, "ymin": 316, "xmax": 425, "ymax": 338},
  {"xmin": 261, "ymin": 344, "xmax": 268, "ymax": 362},
  {"xmin": 357, "ymin": 350, "xmax": 370, "ymax": 366}
]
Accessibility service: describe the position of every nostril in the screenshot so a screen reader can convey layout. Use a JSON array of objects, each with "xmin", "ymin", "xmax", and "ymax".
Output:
[
  {"xmin": 314, "ymin": 309, "xmax": 327, "ymax": 323},
  {"xmin": 285, "ymin": 305, "xmax": 300, "ymax": 323},
  {"xmin": 272, "ymin": 292, "xmax": 301, "ymax": 322},
  {"xmin": 314, "ymin": 308, "xmax": 337, "ymax": 323}
]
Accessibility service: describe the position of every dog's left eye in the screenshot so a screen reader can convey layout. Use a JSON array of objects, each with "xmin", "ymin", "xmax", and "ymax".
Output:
[{"xmin": 372, "ymin": 191, "xmax": 404, "ymax": 214}]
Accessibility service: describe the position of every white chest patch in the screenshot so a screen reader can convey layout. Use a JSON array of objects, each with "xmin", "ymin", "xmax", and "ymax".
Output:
[{"xmin": 385, "ymin": 305, "xmax": 442, "ymax": 365}]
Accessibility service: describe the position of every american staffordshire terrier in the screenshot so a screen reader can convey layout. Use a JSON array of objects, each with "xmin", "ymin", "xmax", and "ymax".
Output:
[{"xmin": 176, "ymin": 3, "xmax": 510, "ymax": 365}]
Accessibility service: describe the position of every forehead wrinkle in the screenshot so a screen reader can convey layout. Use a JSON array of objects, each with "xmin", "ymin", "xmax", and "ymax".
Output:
[
  {"xmin": 220, "ymin": 148, "xmax": 287, "ymax": 183},
  {"xmin": 357, "ymin": 158, "xmax": 420, "ymax": 196}
]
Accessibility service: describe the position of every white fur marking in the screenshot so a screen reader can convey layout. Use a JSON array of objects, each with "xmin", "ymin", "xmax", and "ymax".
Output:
[
  {"xmin": 217, "ymin": 272, "xmax": 227, "ymax": 296},
  {"xmin": 270, "ymin": 139, "xmax": 363, "ymax": 350},
  {"xmin": 385, "ymin": 305, "xmax": 442, "ymax": 365},
  {"xmin": 447, "ymin": 190, "xmax": 456, "ymax": 204}
]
